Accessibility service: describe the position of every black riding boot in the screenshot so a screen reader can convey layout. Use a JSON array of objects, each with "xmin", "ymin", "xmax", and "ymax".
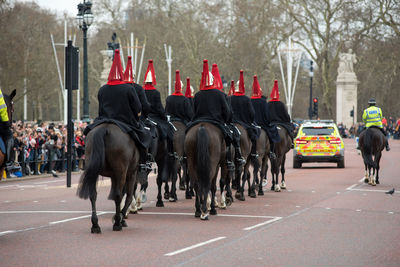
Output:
[
  {"xmin": 226, "ymin": 145, "xmax": 235, "ymax": 171},
  {"xmin": 234, "ymin": 145, "xmax": 246, "ymax": 165},
  {"xmin": 385, "ymin": 138, "xmax": 390, "ymax": 151},
  {"xmin": 167, "ymin": 137, "xmax": 177, "ymax": 160},
  {"xmin": 138, "ymin": 147, "xmax": 152, "ymax": 184},
  {"xmin": 5, "ymin": 135, "xmax": 14, "ymax": 168},
  {"xmin": 250, "ymin": 139, "xmax": 258, "ymax": 159},
  {"xmin": 269, "ymin": 142, "xmax": 277, "ymax": 159}
]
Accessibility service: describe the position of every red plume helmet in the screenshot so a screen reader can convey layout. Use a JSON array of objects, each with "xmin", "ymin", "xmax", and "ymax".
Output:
[
  {"xmin": 211, "ymin": 63, "xmax": 223, "ymax": 91},
  {"xmin": 107, "ymin": 49, "xmax": 124, "ymax": 85},
  {"xmin": 270, "ymin": 80, "xmax": 280, "ymax": 101},
  {"xmin": 200, "ymin": 59, "xmax": 215, "ymax": 90},
  {"xmin": 228, "ymin": 80, "xmax": 235, "ymax": 96},
  {"xmin": 251, "ymin": 75, "xmax": 262, "ymax": 99},
  {"xmin": 172, "ymin": 70, "xmax": 183, "ymax": 96},
  {"xmin": 234, "ymin": 70, "xmax": 245, "ymax": 96},
  {"xmin": 123, "ymin": 56, "xmax": 135, "ymax": 84},
  {"xmin": 143, "ymin": 59, "xmax": 157, "ymax": 90},
  {"xmin": 185, "ymin": 77, "xmax": 193, "ymax": 98}
]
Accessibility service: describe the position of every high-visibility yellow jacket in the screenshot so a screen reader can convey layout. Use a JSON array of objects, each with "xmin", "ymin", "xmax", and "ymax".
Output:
[
  {"xmin": 362, "ymin": 106, "xmax": 383, "ymax": 128},
  {"xmin": 0, "ymin": 89, "xmax": 9, "ymax": 123}
]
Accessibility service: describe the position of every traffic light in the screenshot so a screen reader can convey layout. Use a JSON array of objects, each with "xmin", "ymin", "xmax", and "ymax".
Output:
[
  {"xmin": 313, "ymin": 98, "xmax": 318, "ymax": 117},
  {"xmin": 350, "ymin": 109, "xmax": 354, "ymax": 117}
]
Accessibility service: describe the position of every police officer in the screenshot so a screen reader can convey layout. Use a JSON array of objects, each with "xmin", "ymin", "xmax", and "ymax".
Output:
[
  {"xmin": 123, "ymin": 56, "xmax": 153, "ymax": 172},
  {"xmin": 250, "ymin": 75, "xmax": 280, "ymax": 158},
  {"xmin": 361, "ymin": 98, "xmax": 390, "ymax": 151},
  {"xmin": 266, "ymin": 80, "xmax": 295, "ymax": 148},
  {"xmin": 165, "ymin": 70, "xmax": 194, "ymax": 125},
  {"xmin": 230, "ymin": 70, "xmax": 258, "ymax": 159},
  {"xmin": 0, "ymin": 88, "xmax": 13, "ymax": 168},
  {"xmin": 142, "ymin": 59, "xmax": 175, "ymax": 158}
]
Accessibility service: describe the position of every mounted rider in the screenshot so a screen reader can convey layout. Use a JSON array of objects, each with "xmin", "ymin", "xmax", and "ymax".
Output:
[
  {"xmin": 266, "ymin": 80, "xmax": 295, "ymax": 148},
  {"xmin": 185, "ymin": 77, "xmax": 194, "ymax": 109},
  {"xmin": 187, "ymin": 59, "xmax": 240, "ymax": 168},
  {"xmin": 250, "ymin": 75, "xmax": 280, "ymax": 158},
  {"xmin": 0, "ymin": 88, "xmax": 13, "ymax": 168},
  {"xmin": 84, "ymin": 49, "xmax": 152, "ymax": 164},
  {"xmin": 165, "ymin": 70, "xmax": 194, "ymax": 125},
  {"xmin": 360, "ymin": 98, "xmax": 390, "ymax": 151},
  {"xmin": 230, "ymin": 70, "xmax": 259, "ymax": 159},
  {"xmin": 142, "ymin": 59, "xmax": 175, "ymax": 159},
  {"xmin": 123, "ymin": 55, "xmax": 153, "ymax": 173}
]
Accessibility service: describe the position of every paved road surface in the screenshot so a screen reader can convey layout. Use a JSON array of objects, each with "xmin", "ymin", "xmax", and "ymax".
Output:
[{"xmin": 0, "ymin": 139, "xmax": 399, "ymax": 266}]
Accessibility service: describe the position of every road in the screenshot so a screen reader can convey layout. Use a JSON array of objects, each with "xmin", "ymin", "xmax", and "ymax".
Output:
[{"xmin": 0, "ymin": 139, "xmax": 399, "ymax": 267}]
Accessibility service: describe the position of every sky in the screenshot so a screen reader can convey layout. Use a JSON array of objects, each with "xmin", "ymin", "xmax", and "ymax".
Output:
[{"xmin": 19, "ymin": 0, "xmax": 77, "ymax": 16}]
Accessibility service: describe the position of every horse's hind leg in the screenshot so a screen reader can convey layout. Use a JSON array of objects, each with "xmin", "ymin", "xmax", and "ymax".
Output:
[
  {"xmin": 169, "ymin": 161, "xmax": 178, "ymax": 202},
  {"xmin": 194, "ymin": 182, "xmax": 201, "ymax": 217},
  {"xmin": 280, "ymin": 154, "xmax": 287, "ymax": 189},
  {"xmin": 156, "ymin": 172, "xmax": 164, "ymax": 207},
  {"xmin": 90, "ymin": 191, "xmax": 101, "ymax": 234},
  {"xmin": 375, "ymin": 153, "xmax": 382, "ymax": 184},
  {"xmin": 364, "ymin": 163, "xmax": 369, "ymax": 183},
  {"xmin": 121, "ymin": 173, "xmax": 135, "ymax": 225},
  {"xmin": 210, "ymin": 176, "xmax": 217, "ymax": 215}
]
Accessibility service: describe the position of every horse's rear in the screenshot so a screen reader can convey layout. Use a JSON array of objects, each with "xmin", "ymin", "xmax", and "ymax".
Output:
[
  {"xmin": 185, "ymin": 123, "xmax": 225, "ymax": 220},
  {"xmin": 359, "ymin": 127, "xmax": 385, "ymax": 185},
  {"xmin": 270, "ymin": 126, "xmax": 291, "ymax": 192},
  {"xmin": 77, "ymin": 123, "xmax": 139, "ymax": 233}
]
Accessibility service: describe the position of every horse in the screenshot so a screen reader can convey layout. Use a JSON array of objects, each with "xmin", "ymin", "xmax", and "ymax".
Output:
[
  {"xmin": 171, "ymin": 120, "xmax": 193, "ymax": 199},
  {"xmin": 252, "ymin": 128, "xmax": 270, "ymax": 196},
  {"xmin": 77, "ymin": 123, "xmax": 140, "ymax": 233},
  {"xmin": 359, "ymin": 127, "xmax": 385, "ymax": 186},
  {"xmin": 270, "ymin": 125, "xmax": 291, "ymax": 192},
  {"xmin": 185, "ymin": 123, "xmax": 229, "ymax": 220},
  {"xmin": 232, "ymin": 123, "xmax": 252, "ymax": 201},
  {"xmin": 0, "ymin": 89, "xmax": 16, "ymax": 181}
]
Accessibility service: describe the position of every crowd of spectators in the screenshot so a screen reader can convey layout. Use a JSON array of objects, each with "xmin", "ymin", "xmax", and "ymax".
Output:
[
  {"xmin": 337, "ymin": 116, "xmax": 400, "ymax": 139},
  {"xmin": 7, "ymin": 120, "xmax": 88, "ymax": 178}
]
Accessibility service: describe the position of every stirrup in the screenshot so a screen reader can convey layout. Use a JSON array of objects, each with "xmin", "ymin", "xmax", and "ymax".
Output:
[
  {"xmin": 251, "ymin": 153, "xmax": 259, "ymax": 159},
  {"xmin": 226, "ymin": 160, "xmax": 235, "ymax": 171},
  {"xmin": 269, "ymin": 152, "xmax": 277, "ymax": 160},
  {"xmin": 235, "ymin": 157, "xmax": 246, "ymax": 165}
]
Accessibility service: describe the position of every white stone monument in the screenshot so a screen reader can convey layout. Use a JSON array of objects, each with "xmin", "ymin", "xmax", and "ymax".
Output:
[{"xmin": 336, "ymin": 49, "xmax": 358, "ymax": 128}]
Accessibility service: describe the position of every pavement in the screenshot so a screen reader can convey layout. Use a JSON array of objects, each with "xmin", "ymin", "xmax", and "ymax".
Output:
[{"xmin": 0, "ymin": 139, "xmax": 399, "ymax": 267}]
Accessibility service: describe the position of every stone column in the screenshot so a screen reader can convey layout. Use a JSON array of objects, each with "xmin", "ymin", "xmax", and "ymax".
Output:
[
  {"xmin": 336, "ymin": 49, "xmax": 359, "ymax": 128},
  {"xmin": 100, "ymin": 50, "xmax": 114, "ymax": 85}
]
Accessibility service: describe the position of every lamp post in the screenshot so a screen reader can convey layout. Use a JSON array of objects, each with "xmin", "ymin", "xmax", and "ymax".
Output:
[
  {"xmin": 308, "ymin": 60, "xmax": 313, "ymax": 119},
  {"xmin": 76, "ymin": 1, "xmax": 93, "ymax": 122}
]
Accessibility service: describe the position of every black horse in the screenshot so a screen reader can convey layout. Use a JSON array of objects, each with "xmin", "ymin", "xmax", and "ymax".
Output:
[
  {"xmin": 270, "ymin": 125, "xmax": 291, "ymax": 192},
  {"xmin": 185, "ymin": 123, "xmax": 230, "ymax": 220},
  {"xmin": 77, "ymin": 123, "xmax": 140, "ymax": 233},
  {"xmin": 359, "ymin": 127, "xmax": 385, "ymax": 186}
]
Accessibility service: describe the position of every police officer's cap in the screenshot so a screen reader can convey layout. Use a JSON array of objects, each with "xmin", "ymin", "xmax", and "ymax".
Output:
[{"xmin": 368, "ymin": 98, "xmax": 376, "ymax": 105}]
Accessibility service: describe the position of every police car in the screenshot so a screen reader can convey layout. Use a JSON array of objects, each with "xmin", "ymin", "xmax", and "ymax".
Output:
[{"xmin": 293, "ymin": 120, "xmax": 345, "ymax": 168}]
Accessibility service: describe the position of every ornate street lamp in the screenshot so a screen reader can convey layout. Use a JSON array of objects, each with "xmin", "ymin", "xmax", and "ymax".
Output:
[
  {"xmin": 76, "ymin": 0, "xmax": 93, "ymax": 122},
  {"xmin": 308, "ymin": 60, "xmax": 314, "ymax": 119}
]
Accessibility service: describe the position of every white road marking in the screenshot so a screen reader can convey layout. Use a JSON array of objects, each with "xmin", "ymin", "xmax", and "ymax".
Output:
[
  {"xmin": 33, "ymin": 201, "xmax": 38, "ymax": 203},
  {"xmin": 325, "ymin": 207, "xmax": 331, "ymax": 210},
  {"xmin": 139, "ymin": 211, "xmax": 278, "ymax": 219},
  {"xmin": 0, "ymin": 230, "xmax": 16, "ymax": 236},
  {"xmin": 336, "ymin": 192, "xmax": 341, "ymax": 194},
  {"xmin": 60, "ymin": 200, "xmax": 66, "ymax": 203},
  {"xmin": 346, "ymin": 184, "xmax": 358, "ymax": 190},
  {"xmin": 296, "ymin": 206, "xmax": 301, "ymax": 208},
  {"xmin": 34, "ymin": 180, "xmax": 62, "ymax": 185},
  {"xmin": 350, "ymin": 188, "xmax": 399, "ymax": 194},
  {"xmin": 164, "ymin": 236, "xmax": 226, "ymax": 256},
  {"xmin": 388, "ymin": 212, "xmax": 394, "ymax": 214},
  {"xmin": 243, "ymin": 217, "xmax": 282, "ymax": 231},
  {"xmin": 356, "ymin": 209, "xmax": 361, "ymax": 212},
  {"xmin": 49, "ymin": 212, "xmax": 106, "ymax": 225}
]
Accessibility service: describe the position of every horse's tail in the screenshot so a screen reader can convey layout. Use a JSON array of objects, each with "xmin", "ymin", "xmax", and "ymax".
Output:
[
  {"xmin": 77, "ymin": 127, "xmax": 107, "ymax": 199},
  {"xmin": 363, "ymin": 128, "xmax": 374, "ymax": 168},
  {"xmin": 196, "ymin": 126, "xmax": 210, "ymax": 191}
]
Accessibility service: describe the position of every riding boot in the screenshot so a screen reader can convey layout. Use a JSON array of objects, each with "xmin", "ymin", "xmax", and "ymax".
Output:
[
  {"xmin": 269, "ymin": 142, "xmax": 277, "ymax": 160},
  {"xmin": 250, "ymin": 139, "xmax": 258, "ymax": 159},
  {"xmin": 226, "ymin": 145, "xmax": 235, "ymax": 171},
  {"xmin": 138, "ymin": 147, "xmax": 151, "ymax": 184},
  {"xmin": 167, "ymin": 137, "xmax": 177, "ymax": 160},
  {"xmin": 234, "ymin": 145, "xmax": 246, "ymax": 166}
]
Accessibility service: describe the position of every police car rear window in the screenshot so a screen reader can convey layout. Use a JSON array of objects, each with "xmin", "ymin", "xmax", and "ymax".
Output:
[{"xmin": 302, "ymin": 127, "xmax": 334, "ymax": 136}]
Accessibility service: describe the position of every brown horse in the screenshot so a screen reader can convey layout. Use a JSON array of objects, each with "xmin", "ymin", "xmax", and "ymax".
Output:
[
  {"xmin": 270, "ymin": 125, "xmax": 291, "ymax": 192},
  {"xmin": 77, "ymin": 123, "xmax": 140, "ymax": 233},
  {"xmin": 359, "ymin": 127, "xmax": 385, "ymax": 186},
  {"xmin": 185, "ymin": 123, "xmax": 229, "ymax": 220},
  {"xmin": 0, "ymin": 89, "xmax": 16, "ymax": 181},
  {"xmin": 233, "ymin": 123, "xmax": 252, "ymax": 201},
  {"xmin": 253, "ymin": 128, "xmax": 270, "ymax": 196}
]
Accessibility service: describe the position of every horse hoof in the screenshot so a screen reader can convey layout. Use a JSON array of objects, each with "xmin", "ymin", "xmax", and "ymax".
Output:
[
  {"xmin": 281, "ymin": 182, "xmax": 286, "ymax": 189},
  {"xmin": 169, "ymin": 197, "xmax": 176, "ymax": 202},
  {"xmin": 156, "ymin": 201, "xmax": 164, "ymax": 207},
  {"xmin": 226, "ymin": 196, "xmax": 233, "ymax": 207},
  {"xmin": 364, "ymin": 178, "xmax": 369, "ymax": 183},
  {"xmin": 129, "ymin": 210, "xmax": 138, "ymax": 214},
  {"xmin": 258, "ymin": 190, "xmax": 264, "ymax": 196},
  {"xmin": 376, "ymin": 180, "xmax": 380, "ymax": 184},
  {"xmin": 262, "ymin": 179, "xmax": 268, "ymax": 187},
  {"xmin": 179, "ymin": 185, "xmax": 186, "ymax": 191},
  {"xmin": 270, "ymin": 185, "xmax": 275, "ymax": 191},
  {"xmin": 91, "ymin": 226, "xmax": 101, "ymax": 234},
  {"xmin": 210, "ymin": 209, "xmax": 217, "ymax": 215},
  {"xmin": 200, "ymin": 213, "xmax": 209, "ymax": 220},
  {"xmin": 250, "ymin": 191, "xmax": 257, "ymax": 198},
  {"xmin": 219, "ymin": 202, "xmax": 227, "ymax": 209},
  {"xmin": 164, "ymin": 192, "xmax": 170, "ymax": 200},
  {"xmin": 121, "ymin": 220, "xmax": 128, "ymax": 227},
  {"xmin": 239, "ymin": 193, "xmax": 245, "ymax": 201},
  {"xmin": 185, "ymin": 193, "xmax": 192, "ymax": 199},
  {"xmin": 274, "ymin": 185, "xmax": 281, "ymax": 192},
  {"xmin": 195, "ymin": 211, "xmax": 201, "ymax": 218},
  {"xmin": 113, "ymin": 224, "xmax": 123, "ymax": 231},
  {"xmin": 235, "ymin": 191, "xmax": 241, "ymax": 200}
]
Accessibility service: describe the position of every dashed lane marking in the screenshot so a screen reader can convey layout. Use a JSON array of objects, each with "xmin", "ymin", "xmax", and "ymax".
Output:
[
  {"xmin": 49, "ymin": 212, "xmax": 106, "ymax": 225},
  {"xmin": 242, "ymin": 217, "xmax": 282, "ymax": 231},
  {"xmin": 164, "ymin": 236, "xmax": 226, "ymax": 256}
]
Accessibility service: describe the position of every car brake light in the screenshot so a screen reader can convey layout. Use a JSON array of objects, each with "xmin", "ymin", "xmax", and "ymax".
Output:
[
  {"xmin": 295, "ymin": 139, "xmax": 308, "ymax": 144},
  {"xmin": 329, "ymin": 138, "xmax": 341, "ymax": 144}
]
